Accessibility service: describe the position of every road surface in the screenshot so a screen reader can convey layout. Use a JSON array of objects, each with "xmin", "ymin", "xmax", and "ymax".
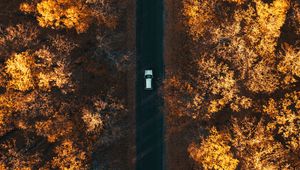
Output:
[{"xmin": 136, "ymin": 0, "xmax": 164, "ymax": 169}]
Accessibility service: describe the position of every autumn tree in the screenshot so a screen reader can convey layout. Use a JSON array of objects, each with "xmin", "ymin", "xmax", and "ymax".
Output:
[
  {"xmin": 0, "ymin": 139, "xmax": 42, "ymax": 169},
  {"xmin": 278, "ymin": 43, "xmax": 300, "ymax": 85},
  {"xmin": 291, "ymin": 2, "xmax": 300, "ymax": 35},
  {"xmin": 188, "ymin": 127, "xmax": 239, "ymax": 170},
  {"xmin": 51, "ymin": 139, "xmax": 88, "ymax": 169},
  {"xmin": 165, "ymin": 0, "xmax": 300, "ymax": 168},
  {"xmin": 5, "ymin": 52, "xmax": 34, "ymax": 91},
  {"xmin": 4, "ymin": 50, "xmax": 73, "ymax": 92},
  {"xmin": 20, "ymin": 0, "xmax": 118, "ymax": 33},
  {"xmin": 164, "ymin": 54, "xmax": 252, "ymax": 119},
  {"xmin": 166, "ymin": 0, "xmax": 297, "ymax": 121},
  {"xmin": 263, "ymin": 91, "xmax": 300, "ymax": 154},
  {"xmin": 0, "ymin": 23, "xmax": 39, "ymax": 58},
  {"xmin": 231, "ymin": 117, "xmax": 291, "ymax": 169},
  {"xmin": 35, "ymin": 112, "xmax": 73, "ymax": 142},
  {"xmin": 0, "ymin": 0, "xmax": 131, "ymax": 168},
  {"xmin": 82, "ymin": 95, "xmax": 127, "ymax": 147}
]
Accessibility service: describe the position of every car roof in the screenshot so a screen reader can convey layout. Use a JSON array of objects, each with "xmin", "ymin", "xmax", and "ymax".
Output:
[{"xmin": 145, "ymin": 78, "xmax": 152, "ymax": 89}]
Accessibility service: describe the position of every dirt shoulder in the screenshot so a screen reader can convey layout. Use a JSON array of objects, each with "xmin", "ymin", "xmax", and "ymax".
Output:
[{"xmin": 164, "ymin": 0, "xmax": 194, "ymax": 169}]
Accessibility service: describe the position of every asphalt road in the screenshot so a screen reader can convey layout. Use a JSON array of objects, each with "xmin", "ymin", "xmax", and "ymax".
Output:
[{"xmin": 136, "ymin": 0, "xmax": 164, "ymax": 169}]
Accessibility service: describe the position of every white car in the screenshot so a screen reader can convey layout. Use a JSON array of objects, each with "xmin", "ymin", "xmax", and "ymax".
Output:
[{"xmin": 144, "ymin": 69, "xmax": 153, "ymax": 90}]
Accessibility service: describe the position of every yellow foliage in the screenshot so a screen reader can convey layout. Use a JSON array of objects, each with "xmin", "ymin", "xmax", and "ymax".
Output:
[
  {"xmin": 255, "ymin": 0, "xmax": 290, "ymax": 36},
  {"xmin": 0, "ymin": 91, "xmax": 38, "ymax": 133},
  {"xmin": 21, "ymin": 0, "xmax": 92, "ymax": 33},
  {"xmin": 278, "ymin": 43, "xmax": 300, "ymax": 78},
  {"xmin": 19, "ymin": 3, "xmax": 35, "ymax": 13},
  {"xmin": 182, "ymin": 0, "xmax": 216, "ymax": 40},
  {"xmin": 5, "ymin": 52, "xmax": 34, "ymax": 91},
  {"xmin": 231, "ymin": 117, "xmax": 290, "ymax": 169},
  {"xmin": 164, "ymin": 55, "xmax": 255, "ymax": 119},
  {"xmin": 82, "ymin": 108, "xmax": 103, "ymax": 133},
  {"xmin": 35, "ymin": 113, "xmax": 73, "ymax": 142},
  {"xmin": 0, "ymin": 139, "xmax": 41, "ymax": 168},
  {"xmin": 246, "ymin": 60, "xmax": 280, "ymax": 93},
  {"xmin": 37, "ymin": 72, "xmax": 52, "ymax": 90},
  {"xmin": 164, "ymin": 76, "xmax": 205, "ymax": 119},
  {"xmin": 226, "ymin": 0, "xmax": 246, "ymax": 4},
  {"xmin": 292, "ymin": 3, "xmax": 300, "ymax": 35},
  {"xmin": 264, "ymin": 91, "xmax": 300, "ymax": 153},
  {"xmin": 230, "ymin": 96, "xmax": 252, "ymax": 112},
  {"xmin": 51, "ymin": 140, "xmax": 87, "ymax": 169},
  {"xmin": 197, "ymin": 57, "xmax": 240, "ymax": 114},
  {"xmin": 188, "ymin": 127, "xmax": 239, "ymax": 170},
  {"xmin": 236, "ymin": 0, "xmax": 290, "ymax": 58},
  {"xmin": 0, "ymin": 111, "xmax": 3, "ymax": 126},
  {"xmin": 4, "ymin": 50, "xmax": 72, "ymax": 92},
  {"xmin": 34, "ymin": 49, "xmax": 73, "ymax": 92}
]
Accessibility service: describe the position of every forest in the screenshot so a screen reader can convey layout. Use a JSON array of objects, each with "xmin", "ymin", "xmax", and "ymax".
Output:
[
  {"xmin": 164, "ymin": 0, "xmax": 300, "ymax": 169},
  {"xmin": 0, "ymin": 0, "xmax": 135, "ymax": 169},
  {"xmin": 1, "ymin": 0, "xmax": 300, "ymax": 169}
]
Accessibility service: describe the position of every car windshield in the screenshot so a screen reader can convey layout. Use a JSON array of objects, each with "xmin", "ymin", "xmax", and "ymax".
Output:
[{"xmin": 145, "ymin": 75, "xmax": 153, "ymax": 78}]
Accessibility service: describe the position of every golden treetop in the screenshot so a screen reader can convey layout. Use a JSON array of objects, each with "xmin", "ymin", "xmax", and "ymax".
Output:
[
  {"xmin": 182, "ymin": 0, "xmax": 216, "ymax": 40},
  {"xmin": 231, "ymin": 117, "xmax": 290, "ymax": 169},
  {"xmin": 237, "ymin": 0, "xmax": 290, "ymax": 58},
  {"xmin": 188, "ymin": 127, "xmax": 239, "ymax": 170},
  {"xmin": 35, "ymin": 113, "xmax": 73, "ymax": 142},
  {"xmin": 82, "ymin": 108, "xmax": 103, "ymax": 133},
  {"xmin": 51, "ymin": 139, "xmax": 87, "ymax": 169},
  {"xmin": 5, "ymin": 52, "xmax": 34, "ymax": 91},
  {"xmin": 278, "ymin": 43, "xmax": 300, "ymax": 78},
  {"xmin": 20, "ymin": 0, "xmax": 118, "ymax": 33},
  {"xmin": 20, "ymin": 0, "xmax": 91, "ymax": 33},
  {"xmin": 264, "ymin": 91, "xmax": 300, "ymax": 152},
  {"xmin": 4, "ymin": 50, "xmax": 73, "ymax": 92}
]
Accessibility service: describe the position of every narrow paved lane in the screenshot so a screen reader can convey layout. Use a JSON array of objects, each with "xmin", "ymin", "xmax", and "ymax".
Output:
[{"xmin": 136, "ymin": 0, "xmax": 164, "ymax": 169}]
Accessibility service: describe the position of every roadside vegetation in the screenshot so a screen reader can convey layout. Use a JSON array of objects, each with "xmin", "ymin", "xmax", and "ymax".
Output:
[
  {"xmin": 0, "ymin": 0, "xmax": 134, "ymax": 169},
  {"xmin": 165, "ymin": 0, "xmax": 300, "ymax": 169}
]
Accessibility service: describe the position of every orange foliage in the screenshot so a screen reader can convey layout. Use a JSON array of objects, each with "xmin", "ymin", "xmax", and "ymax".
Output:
[
  {"xmin": 164, "ymin": 56, "xmax": 252, "ymax": 119},
  {"xmin": 278, "ymin": 43, "xmax": 300, "ymax": 79},
  {"xmin": 19, "ymin": 0, "xmax": 91, "ymax": 33},
  {"xmin": 82, "ymin": 108, "xmax": 103, "ymax": 133},
  {"xmin": 51, "ymin": 140, "xmax": 87, "ymax": 169},
  {"xmin": 182, "ymin": 0, "xmax": 216, "ymax": 40},
  {"xmin": 164, "ymin": 76, "xmax": 204, "ymax": 119},
  {"xmin": 168, "ymin": 0, "xmax": 300, "ymax": 168},
  {"xmin": 19, "ymin": 2, "xmax": 35, "ymax": 13},
  {"xmin": 188, "ymin": 127, "xmax": 239, "ymax": 170},
  {"xmin": 264, "ymin": 91, "xmax": 300, "ymax": 153},
  {"xmin": 0, "ymin": 0, "xmax": 129, "ymax": 168},
  {"xmin": 5, "ymin": 52, "xmax": 34, "ymax": 91},
  {"xmin": 292, "ymin": 2, "xmax": 300, "ymax": 35},
  {"xmin": 20, "ymin": 0, "xmax": 118, "ymax": 33},
  {"xmin": 246, "ymin": 60, "xmax": 280, "ymax": 93},
  {"xmin": 0, "ymin": 139, "xmax": 41, "ymax": 169},
  {"xmin": 4, "ymin": 50, "xmax": 73, "ymax": 92},
  {"xmin": 231, "ymin": 0, "xmax": 290, "ymax": 59},
  {"xmin": 231, "ymin": 117, "xmax": 290, "ymax": 169},
  {"xmin": 0, "ymin": 163, "xmax": 6, "ymax": 170},
  {"xmin": 35, "ymin": 113, "xmax": 73, "ymax": 142},
  {"xmin": 36, "ymin": 0, "xmax": 91, "ymax": 33}
]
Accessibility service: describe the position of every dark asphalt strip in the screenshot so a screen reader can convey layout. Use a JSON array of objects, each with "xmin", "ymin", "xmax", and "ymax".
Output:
[{"xmin": 136, "ymin": 0, "xmax": 164, "ymax": 169}]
